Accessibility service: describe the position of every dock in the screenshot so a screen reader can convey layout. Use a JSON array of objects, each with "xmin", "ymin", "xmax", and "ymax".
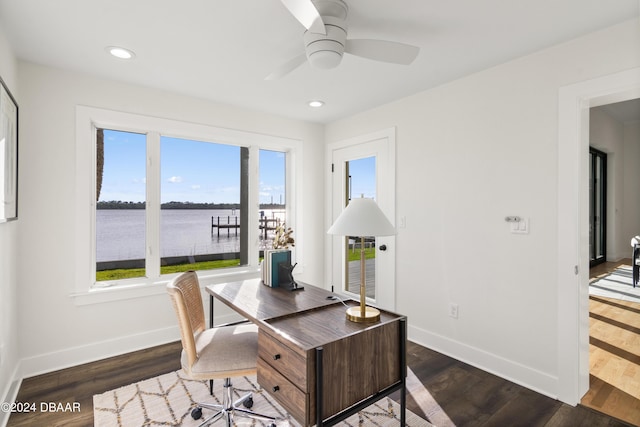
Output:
[
  {"xmin": 210, "ymin": 216, "xmax": 240, "ymax": 237},
  {"xmin": 211, "ymin": 216, "xmax": 283, "ymax": 238}
]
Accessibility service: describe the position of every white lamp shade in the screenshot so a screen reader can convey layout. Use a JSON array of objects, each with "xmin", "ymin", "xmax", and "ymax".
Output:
[{"xmin": 327, "ymin": 197, "xmax": 395, "ymax": 237}]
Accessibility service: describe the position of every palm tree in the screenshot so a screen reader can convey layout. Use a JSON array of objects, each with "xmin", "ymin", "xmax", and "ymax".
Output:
[{"xmin": 96, "ymin": 128, "xmax": 103, "ymax": 201}]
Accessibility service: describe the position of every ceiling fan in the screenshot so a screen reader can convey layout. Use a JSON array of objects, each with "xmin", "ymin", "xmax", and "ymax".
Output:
[{"xmin": 266, "ymin": 0, "xmax": 420, "ymax": 80}]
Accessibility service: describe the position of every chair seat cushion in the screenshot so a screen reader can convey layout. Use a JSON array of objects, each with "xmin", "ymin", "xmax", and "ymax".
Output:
[{"xmin": 182, "ymin": 323, "xmax": 259, "ymax": 380}]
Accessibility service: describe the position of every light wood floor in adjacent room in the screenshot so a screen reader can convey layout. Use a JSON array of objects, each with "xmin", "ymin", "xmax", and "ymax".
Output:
[{"xmin": 584, "ymin": 259, "xmax": 640, "ymax": 426}]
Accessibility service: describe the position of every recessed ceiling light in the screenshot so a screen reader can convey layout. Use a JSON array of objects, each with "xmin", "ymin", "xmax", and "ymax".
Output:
[
  {"xmin": 106, "ymin": 46, "xmax": 136, "ymax": 60},
  {"xmin": 308, "ymin": 100, "xmax": 324, "ymax": 108}
]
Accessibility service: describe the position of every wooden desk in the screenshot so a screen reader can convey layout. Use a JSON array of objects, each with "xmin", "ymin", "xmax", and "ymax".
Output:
[{"xmin": 207, "ymin": 279, "xmax": 407, "ymax": 427}]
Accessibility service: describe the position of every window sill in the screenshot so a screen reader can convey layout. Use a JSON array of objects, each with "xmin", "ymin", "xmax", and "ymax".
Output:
[{"xmin": 71, "ymin": 266, "xmax": 261, "ymax": 306}]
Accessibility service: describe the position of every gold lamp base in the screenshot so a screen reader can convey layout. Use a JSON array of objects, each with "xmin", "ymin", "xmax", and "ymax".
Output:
[{"xmin": 346, "ymin": 305, "xmax": 381, "ymax": 323}]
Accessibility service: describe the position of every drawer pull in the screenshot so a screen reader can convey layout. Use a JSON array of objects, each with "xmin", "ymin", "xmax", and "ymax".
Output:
[
  {"xmin": 273, "ymin": 354, "xmax": 281, "ymax": 360},
  {"xmin": 272, "ymin": 385, "xmax": 280, "ymax": 392}
]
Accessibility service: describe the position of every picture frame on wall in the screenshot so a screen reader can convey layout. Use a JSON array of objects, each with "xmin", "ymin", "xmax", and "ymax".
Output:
[{"xmin": 0, "ymin": 75, "xmax": 18, "ymax": 222}]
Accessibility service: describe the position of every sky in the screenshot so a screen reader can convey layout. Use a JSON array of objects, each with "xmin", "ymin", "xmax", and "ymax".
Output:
[
  {"xmin": 99, "ymin": 129, "xmax": 376, "ymax": 204},
  {"xmin": 348, "ymin": 156, "xmax": 376, "ymax": 200},
  {"xmin": 99, "ymin": 129, "xmax": 286, "ymax": 204}
]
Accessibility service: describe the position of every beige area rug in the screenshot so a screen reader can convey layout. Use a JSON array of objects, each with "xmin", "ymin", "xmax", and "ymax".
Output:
[{"xmin": 94, "ymin": 370, "xmax": 432, "ymax": 426}]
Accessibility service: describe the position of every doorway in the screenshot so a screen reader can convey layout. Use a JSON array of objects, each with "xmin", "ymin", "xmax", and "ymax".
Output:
[
  {"xmin": 589, "ymin": 147, "xmax": 607, "ymax": 267},
  {"xmin": 557, "ymin": 67, "xmax": 640, "ymax": 406}
]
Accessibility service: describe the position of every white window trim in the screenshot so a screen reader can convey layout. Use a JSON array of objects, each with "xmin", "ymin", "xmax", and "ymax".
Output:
[{"xmin": 73, "ymin": 105, "xmax": 302, "ymax": 305}]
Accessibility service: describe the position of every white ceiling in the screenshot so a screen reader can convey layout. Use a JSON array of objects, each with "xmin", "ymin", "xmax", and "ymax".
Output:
[
  {"xmin": 601, "ymin": 98, "xmax": 640, "ymax": 123},
  {"xmin": 0, "ymin": 0, "xmax": 638, "ymax": 123}
]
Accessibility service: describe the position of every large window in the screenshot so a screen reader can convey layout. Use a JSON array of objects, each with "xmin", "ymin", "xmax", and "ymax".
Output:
[
  {"xmin": 77, "ymin": 107, "xmax": 299, "ymax": 295},
  {"xmin": 159, "ymin": 136, "xmax": 244, "ymax": 274},
  {"xmin": 96, "ymin": 129, "xmax": 147, "ymax": 280}
]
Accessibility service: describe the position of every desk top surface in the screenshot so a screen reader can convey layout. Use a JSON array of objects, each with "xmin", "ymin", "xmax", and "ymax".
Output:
[
  {"xmin": 206, "ymin": 278, "xmax": 405, "ymax": 350},
  {"xmin": 206, "ymin": 278, "xmax": 340, "ymax": 322}
]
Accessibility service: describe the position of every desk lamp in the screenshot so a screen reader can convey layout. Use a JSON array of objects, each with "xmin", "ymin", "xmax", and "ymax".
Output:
[{"xmin": 328, "ymin": 196, "xmax": 395, "ymax": 323}]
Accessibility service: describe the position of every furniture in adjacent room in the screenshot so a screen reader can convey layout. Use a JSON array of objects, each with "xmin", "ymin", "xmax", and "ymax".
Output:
[
  {"xmin": 167, "ymin": 271, "xmax": 277, "ymax": 427},
  {"xmin": 632, "ymin": 236, "xmax": 640, "ymax": 287},
  {"xmin": 207, "ymin": 278, "xmax": 407, "ymax": 427}
]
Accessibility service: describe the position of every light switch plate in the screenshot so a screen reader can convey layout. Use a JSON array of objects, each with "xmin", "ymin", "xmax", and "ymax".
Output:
[{"xmin": 511, "ymin": 218, "xmax": 529, "ymax": 234}]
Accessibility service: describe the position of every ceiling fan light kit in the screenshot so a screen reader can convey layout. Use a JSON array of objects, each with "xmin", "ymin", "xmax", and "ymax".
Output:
[
  {"xmin": 270, "ymin": 0, "xmax": 420, "ymax": 79},
  {"xmin": 304, "ymin": 16, "xmax": 347, "ymax": 69}
]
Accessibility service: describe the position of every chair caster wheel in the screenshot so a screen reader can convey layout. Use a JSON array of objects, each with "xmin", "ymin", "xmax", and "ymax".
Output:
[
  {"xmin": 268, "ymin": 423, "xmax": 276, "ymax": 427},
  {"xmin": 243, "ymin": 397, "xmax": 253, "ymax": 408},
  {"xmin": 191, "ymin": 407, "xmax": 203, "ymax": 420}
]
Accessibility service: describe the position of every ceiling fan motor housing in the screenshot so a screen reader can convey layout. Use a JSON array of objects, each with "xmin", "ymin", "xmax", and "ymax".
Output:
[{"xmin": 304, "ymin": 16, "xmax": 347, "ymax": 69}]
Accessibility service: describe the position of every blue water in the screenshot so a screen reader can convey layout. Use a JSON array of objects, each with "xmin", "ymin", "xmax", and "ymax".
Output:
[{"xmin": 96, "ymin": 209, "xmax": 283, "ymax": 262}]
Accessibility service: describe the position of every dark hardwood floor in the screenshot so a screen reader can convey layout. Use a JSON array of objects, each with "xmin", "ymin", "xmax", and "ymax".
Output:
[
  {"xmin": 7, "ymin": 341, "xmax": 183, "ymax": 427},
  {"xmin": 7, "ymin": 338, "xmax": 633, "ymax": 426},
  {"xmin": 397, "ymin": 341, "xmax": 631, "ymax": 427}
]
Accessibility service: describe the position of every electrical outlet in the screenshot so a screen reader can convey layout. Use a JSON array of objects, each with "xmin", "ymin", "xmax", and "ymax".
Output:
[{"xmin": 449, "ymin": 303, "xmax": 459, "ymax": 319}]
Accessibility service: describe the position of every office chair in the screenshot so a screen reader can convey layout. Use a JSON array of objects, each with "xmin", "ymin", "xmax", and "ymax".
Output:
[{"xmin": 167, "ymin": 271, "xmax": 277, "ymax": 427}]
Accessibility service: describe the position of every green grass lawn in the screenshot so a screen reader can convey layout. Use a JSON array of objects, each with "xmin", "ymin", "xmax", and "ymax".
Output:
[
  {"xmin": 96, "ymin": 259, "xmax": 241, "ymax": 281},
  {"xmin": 96, "ymin": 248, "xmax": 375, "ymax": 281},
  {"xmin": 348, "ymin": 247, "xmax": 375, "ymax": 261}
]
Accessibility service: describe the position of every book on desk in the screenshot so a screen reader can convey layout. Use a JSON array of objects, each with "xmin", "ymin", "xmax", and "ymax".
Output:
[{"xmin": 261, "ymin": 249, "xmax": 291, "ymax": 288}]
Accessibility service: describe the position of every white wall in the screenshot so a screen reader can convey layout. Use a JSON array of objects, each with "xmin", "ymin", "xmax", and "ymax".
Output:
[
  {"xmin": 15, "ymin": 62, "xmax": 324, "ymax": 378},
  {"xmin": 0, "ymin": 22, "xmax": 19, "ymax": 425},
  {"xmin": 623, "ymin": 119, "xmax": 640, "ymax": 246},
  {"xmin": 325, "ymin": 19, "xmax": 640, "ymax": 399},
  {"xmin": 589, "ymin": 107, "xmax": 625, "ymax": 261}
]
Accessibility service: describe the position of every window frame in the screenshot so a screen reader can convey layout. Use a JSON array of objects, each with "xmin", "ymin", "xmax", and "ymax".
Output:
[{"xmin": 74, "ymin": 106, "xmax": 301, "ymax": 305}]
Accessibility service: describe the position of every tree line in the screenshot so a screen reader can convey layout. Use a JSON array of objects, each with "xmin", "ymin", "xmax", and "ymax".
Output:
[{"xmin": 97, "ymin": 201, "xmax": 285, "ymax": 210}]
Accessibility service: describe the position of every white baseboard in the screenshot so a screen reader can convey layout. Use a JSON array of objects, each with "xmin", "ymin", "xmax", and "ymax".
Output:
[
  {"xmin": 18, "ymin": 326, "xmax": 180, "ymax": 381},
  {"xmin": 407, "ymin": 324, "xmax": 559, "ymax": 400},
  {"xmin": 18, "ymin": 310, "xmax": 242, "ymax": 381},
  {"xmin": 605, "ymin": 253, "xmax": 624, "ymax": 263}
]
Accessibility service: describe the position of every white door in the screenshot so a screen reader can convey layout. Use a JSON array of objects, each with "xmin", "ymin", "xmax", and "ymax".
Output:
[{"xmin": 328, "ymin": 128, "xmax": 396, "ymax": 311}]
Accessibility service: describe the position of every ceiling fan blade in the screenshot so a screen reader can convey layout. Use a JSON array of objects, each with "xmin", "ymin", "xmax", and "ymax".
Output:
[
  {"xmin": 265, "ymin": 54, "xmax": 308, "ymax": 80},
  {"xmin": 345, "ymin": 39, "xmax": 420, "ymax": 65},
  {"xmin": 280, "ymin": 0, "xmax": 326, "ymax": 35}
]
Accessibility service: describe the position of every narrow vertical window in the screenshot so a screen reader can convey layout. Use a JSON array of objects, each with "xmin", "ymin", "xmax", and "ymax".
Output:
[
  {"xmin": 344, "ymin": 156, "xmax": 376, "ymax": 297},
  {"xmin": 160, "ymin": 137, "xmax": 243, "ymax": 273},
  {"xmin": 259, "ymin": 149, "xmax": 287, "ymax": 253},
  {"xmin": 96, "ymin": 129, "xmax": 147, "ymax": 281}
]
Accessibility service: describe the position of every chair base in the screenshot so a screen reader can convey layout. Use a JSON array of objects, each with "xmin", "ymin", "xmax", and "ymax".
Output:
[{"xmin": 192, "ymin": 378, "xmax": 277, "ymax": 427}]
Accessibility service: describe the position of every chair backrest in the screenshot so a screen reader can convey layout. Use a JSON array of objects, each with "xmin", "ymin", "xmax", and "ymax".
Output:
[{"xmin": 167, "ymin": 271, "xmax": 206, "ymax": 368}]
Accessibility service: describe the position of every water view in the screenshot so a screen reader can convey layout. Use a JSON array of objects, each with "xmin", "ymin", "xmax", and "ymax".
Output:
[{"xmin": 96, "ymin": 209, "xmax": 283, "ymax": 263}]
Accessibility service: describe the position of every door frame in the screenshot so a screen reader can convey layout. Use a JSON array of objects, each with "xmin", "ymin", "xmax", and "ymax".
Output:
[
  {"xmin": 588, "ymin": 147, "xmax": 607, "ymax": 267},
  {"xmin": 557, "ymin": 67, "xmax": 640, "ymax": 405},
  {"xmin": 326, "ymin": 127, "xmax": 396, "ymax": 311}
]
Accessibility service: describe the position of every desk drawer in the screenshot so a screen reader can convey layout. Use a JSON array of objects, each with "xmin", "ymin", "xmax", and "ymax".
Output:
[
  {"xmin": 257, "ymin": 357, "xmax": 309, "ymax": 425},
  {"xmin": 258, "ymin": 330, "xmax": 308, "ymax": 390}
]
